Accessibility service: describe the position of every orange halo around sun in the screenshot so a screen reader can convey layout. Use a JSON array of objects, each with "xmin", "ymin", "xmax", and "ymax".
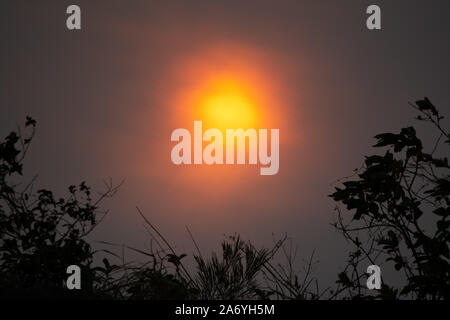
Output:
[{"xmin": 146, "ymin": 43, "xmax": 291, "ymax": 200}]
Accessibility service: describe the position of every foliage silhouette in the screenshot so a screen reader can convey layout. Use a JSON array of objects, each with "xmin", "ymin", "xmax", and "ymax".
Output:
[
  {"xmin": 0, "ymin": 98, "xmax": 448, "ymax": 300},
  {"xmin": 330, "ymin": 98, "xmax": 449, "ymax": 300},
  {"xmin": 0, "ymin": 118, "xmax": 120, "ymax": 298}
]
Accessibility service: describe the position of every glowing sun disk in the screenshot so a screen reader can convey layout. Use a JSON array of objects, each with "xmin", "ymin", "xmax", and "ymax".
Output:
[{"xmin": 199, "ymin": 79, "xmax": 260, "ymax": 130}]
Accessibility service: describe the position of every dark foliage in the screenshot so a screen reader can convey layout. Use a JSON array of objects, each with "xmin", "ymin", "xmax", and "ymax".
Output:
[
  {"xmin": 0, "ymin": 118, "xmax": 119, "ymax": 298},
  {"xmin": 0, "ymin": 97, "xmax": 448, "ymax": 300},
  {"xmin": 330, "ymin": 98, "xmax": 450, "ymax": 299}
]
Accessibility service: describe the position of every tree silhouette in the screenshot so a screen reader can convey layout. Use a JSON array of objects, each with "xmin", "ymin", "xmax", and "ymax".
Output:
[
  {"xmin": 0, "ymin": 117, "xmax": 120, "ymax": 298},
  {"xmin": 331, "ymin": 98, "xmax": 450, "ymax": 300}
]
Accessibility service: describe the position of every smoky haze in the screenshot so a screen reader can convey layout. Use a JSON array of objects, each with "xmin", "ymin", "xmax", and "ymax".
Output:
[{"xmin": 1, "ymin": 0, "xmax": 449, "ymax": 288}]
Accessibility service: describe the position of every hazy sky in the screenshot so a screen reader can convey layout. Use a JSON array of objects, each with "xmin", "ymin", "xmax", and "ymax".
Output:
[{"xmin": 1, "ymin": 0, "xmax": 449, "ymax": 287}]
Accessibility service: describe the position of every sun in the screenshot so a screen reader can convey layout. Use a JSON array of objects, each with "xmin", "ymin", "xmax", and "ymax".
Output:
[
  {"xmin": 197, "ymin": 76, "xmax": 261, "ymax": 131},
  {"xmin": 203, "ymin": 94, "xmax": 255, "ymax": 129}
]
